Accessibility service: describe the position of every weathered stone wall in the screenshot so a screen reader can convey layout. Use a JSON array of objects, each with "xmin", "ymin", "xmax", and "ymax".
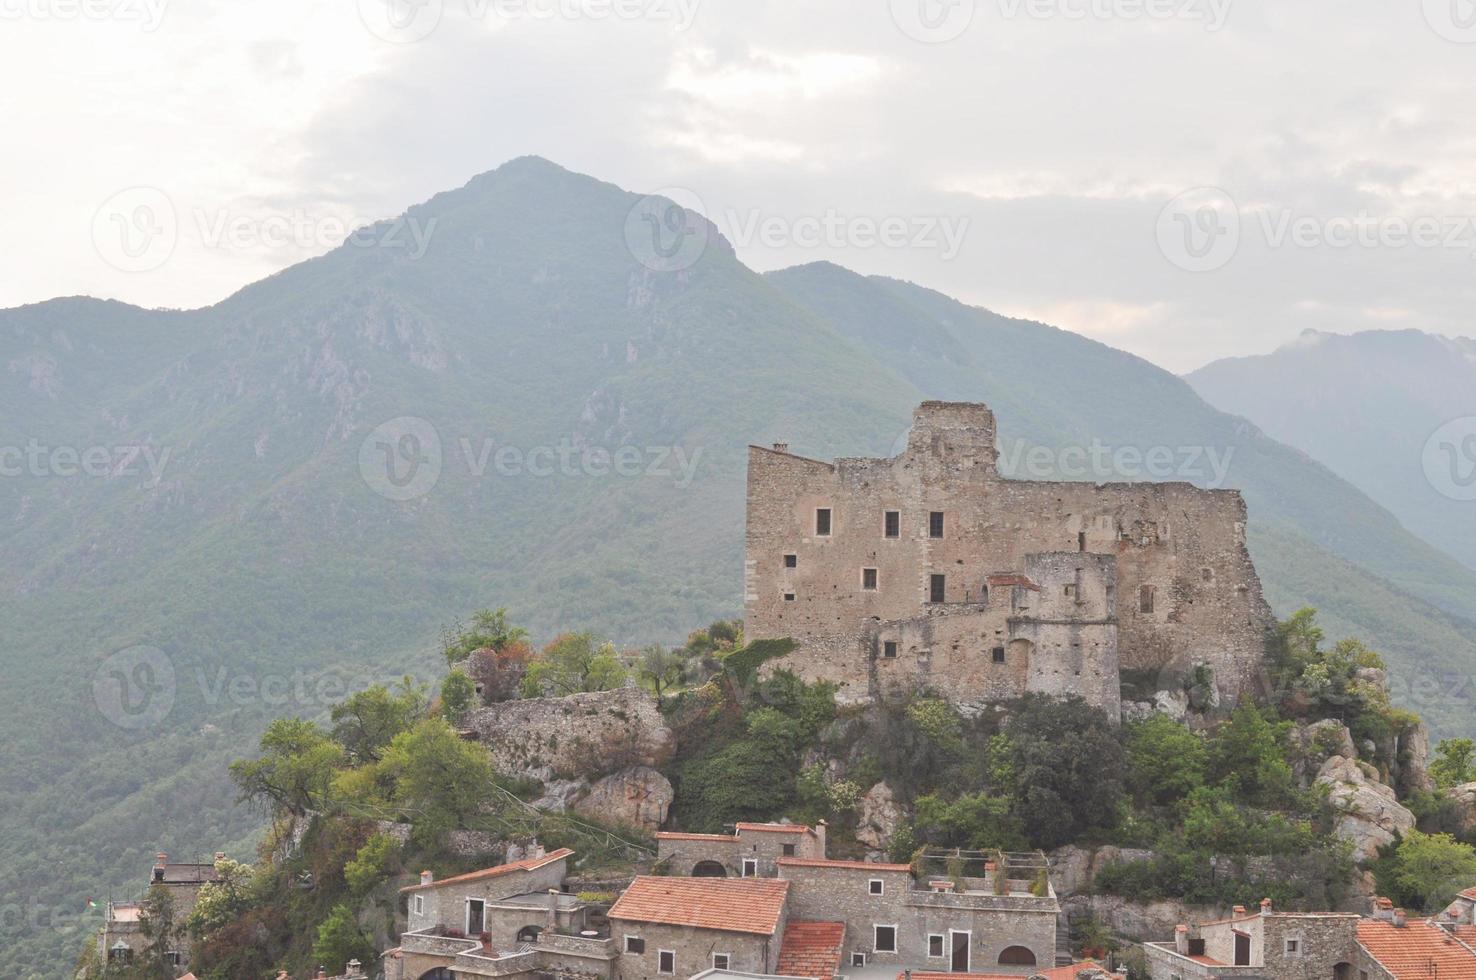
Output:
[
  {"xmin": 777, "ymin": 862, "xmax": 1057, "ymax": 971},
  {"xmin": 745, "ymin": 402, "xmax": 1273, "ymax": 715},
  {"xmin": 609, "ymin": 921, "xmax": 778, "ymax": 980},
  {"xmin": 462, "ymin": 688, "xmax": 674, "ymax": 781},
  {"xmin": 407, "ymin": 856, "xmax": 571, "ymax": 935},
  {"xmin": 656, "ymin": 825, "xmax": 825, "ymax": 878}
]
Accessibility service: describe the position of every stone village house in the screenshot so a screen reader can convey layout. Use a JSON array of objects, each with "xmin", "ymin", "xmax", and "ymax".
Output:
[{"xmin": 97, "ymin": 851, "xmax": 224, "ymax": 975}]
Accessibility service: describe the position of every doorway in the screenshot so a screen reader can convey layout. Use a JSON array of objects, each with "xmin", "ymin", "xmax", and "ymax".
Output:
[{"xmin": 951, "ymin": 930, "xmax": 971, "ymax": 972}]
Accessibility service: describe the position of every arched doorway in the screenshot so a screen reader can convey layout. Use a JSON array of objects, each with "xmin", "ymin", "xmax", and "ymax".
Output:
[
  {"xmin": 692, "ymin": 860, "xmax": 727, "ymax": 877},
  {"xmin": 999, "ymin": 946, "xmax": 1037, "ymax": 966},
  {"xmin": 418, "ymin": 969, "xmax": 454, "ymax": 980},
  {"xmin": 518, "ymin": 925, "xmax": 543, "ymax": 944},
  {"xmin": 1335, "ymin": 963, "xmax": 1354, "ymax": 980}
]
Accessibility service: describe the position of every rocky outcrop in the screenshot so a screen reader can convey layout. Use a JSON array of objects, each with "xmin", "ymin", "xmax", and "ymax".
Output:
[
  {"xmin": 1447, "ymin": 782, "xmax": 1476, "ymax": 831},
  {"xmin": 572, "ymin": 766, "xmax": 674, "ymax": 834},
  {"xmin": 1050, "ymin": 845, "xmax": 1157, "ymax": 897},
  {"xmin": 1316, "ymin": 754, "xmax": 1415, "ymax": 862},
  {"xmin": 1292, "ymin": 720, "xmax": 1357, "ymax": 783},
  {"xmin": 461, "ymin": 687, "xmax": 674, "ymax": 781},
  {"xmin": 856, "ymin": 782, "xmax": 904, "ymax": 851},
  {"xmin": 1062, "ymin": 895, "xmax": 1231, "ymax": 943}
]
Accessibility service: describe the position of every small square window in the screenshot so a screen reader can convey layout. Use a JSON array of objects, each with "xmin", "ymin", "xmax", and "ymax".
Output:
[
  {"xmin": 782, "ymin": 843, "xmax": 796, "ymax": 856},
  {"xmin": 816, "ymin": 508, "xmax": 832, "ymax": 536},
  {"xmin": 713, "ymin": 954, "xmax": 731, "ymax": 971},
  {"xmin": 874, "ymin": 925, "xmax": 897, "ymax": 954},
  {"xmin": 862, "ymin": 568, "xmax": 878, "ymax": 591},
  {"xmin": 742, "ymin": 858, "xmax": 758, "ymax": 877},
  {"xmin": 852, "ymin": 953, "xmax": 868, "ymax": 968},
  {"xmin": 1285, "ymin": 939, "xmax": 1301, "ymax": 955},
  {"xmin": 929, "ymin": 511, "xmax": 945, "ymax": 538},
  {"xmin": 784, "ymin": 554, "xmax": 797, "ymax": 568},
  {"xmin": 868, "ymin": 879, "xmax": 884, "ymax": 896},
  {"xmin": 659, "ymin": 950, "xmax": 676, "ymax": 975},
  {"xmin": 783, "ymin": 593, "xmax": 795, "ymax": 602},
  {"xmin": 928, "ymin": 935, "xmax": 945, "ymax": 959},
  {"xmin": 884, "ymin": 511, "xmax": 900, "ymax": 538},
  {"xmin": 626, "ymin": 937, "xmax": 646, "ymax": 954},
  {"xmin": 992, "ymin": 646, "xmax": 1006, "ymax": 664},
  {"xmin": 930, "ymin": 574, "xmax": 946, "ymax": 603},
  {"xmin": 883, "ymin": 641, "xmax": 898, "ymax": 659}
]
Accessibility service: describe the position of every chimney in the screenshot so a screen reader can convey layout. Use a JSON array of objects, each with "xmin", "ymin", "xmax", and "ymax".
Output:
[
  {"xmin": 1374, "ymin": 898, "xmax": 1395, "ymax": 922},
  {"xmin": 1393, "ymin": 911, "xmax": 1407, "ymax": 928},
  {"xmin": 346, "ymin": 958, "xmax": 364, "ymax": 978},
  {"xmin": 814, "ymin": 820, "xmax": 827, "ymax": 858},
  {"xmin": 420, "ymin": 870, "xmax": 434, "ymax": 887},
  {"xmin": 153, "ymin": 853, "xmax": 167, "ymax": 882},
  {"xmin": 528, "ymin": 839, "xmax": 546, "ymax": 861},
  {"xmin": 316, "ymin": 968, "xmax": 328, "ymax": 979},
  {"xmin": 214, "ymin": 852, "xmax": 225, "ymax": 862},
  {"xmin": 548, "ymin": 888, "xmax": 560, "ymax": 930},
  {"xmin": 1234, "ymin": 906, "xmax": 1247, "ymax": 916},
  {"xmin": 1175, "ymin": 925, "xmax": 1190, "ymax": 955},
  {"xmin": 772, "ymin": 442, "xmax": 789, "ymax": 453},
  {"xmin": 1260, "ymin": 898, "xmax": 1273, "ymax": 916}
]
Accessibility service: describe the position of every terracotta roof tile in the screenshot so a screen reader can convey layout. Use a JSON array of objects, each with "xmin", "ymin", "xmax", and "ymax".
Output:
[
  {"xmin": 777, "ymin": 920, "xmax": 846, "ymax": 980},
  {"xmin": 656, "ymin": 832, "xmax": 737, "ymax": 842},
  {"xmin": 777, "ymin": 857, "xmax": 912, "ymax": 873},
  {"xmin": 401, "ymin": 848, "xmax": 573, "ymax": 893},
  {"xmin": 608, "ymin": 876, "xmax": 789, "ymax": 936},
  {"xmin": 1358, "ymin": 919, "xmax": 1476, "ymax": 980},
  {"xmin": 1461, "ymin": 888, "xmax": 1476, "ymax": 902},
  {"xmin": 736, "ymin": 822, "xmax": 814, "ymax": 835}
]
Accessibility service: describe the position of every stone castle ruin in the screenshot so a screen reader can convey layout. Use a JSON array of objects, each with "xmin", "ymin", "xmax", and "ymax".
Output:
[{"xmin": 743, "ymin": 402, "xmax": 1274, "ymax": 719}]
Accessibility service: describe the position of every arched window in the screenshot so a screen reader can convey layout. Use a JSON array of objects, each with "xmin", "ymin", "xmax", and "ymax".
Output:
[
  {"xmin": 692, "ymin": 860, "xmax": 727, "ymax": 877},
  {"xmin": 518, "ymin": 925, "xmax": 543, "ymax": 944},
  {"xmin": 418, "ymin": 969, "xmax": 455, "ymax": 980},
  {"xmin": 999, "ymin": 946, "xmax": 1037, "ymax": 966}
]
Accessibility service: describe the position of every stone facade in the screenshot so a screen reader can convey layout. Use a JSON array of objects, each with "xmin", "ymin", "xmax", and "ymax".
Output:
[
  {"xmin": 744, "ymin": 402, "xmax": 1274, "ymax": 717},
  {"xmin": 403, "ymin": 848, "xmax": 579, "ymax": 940},
  {"xmin": 609, "ymin": 920, "xmax": 782, "ymax": 980},
  {"xmin": 461, "ymin": 687, "xmax": 675, "ymax": 781},
  {"xmin": 777, "ymin": 859, "xmax": 1059, "ymax": 972},
  {"xmin": 655, "ymin": 822, "xmax": 827, "ymax": 878},
  {"xmin": 1146, "ymin": 905, "xmax": 1362, "ymax": 980}
]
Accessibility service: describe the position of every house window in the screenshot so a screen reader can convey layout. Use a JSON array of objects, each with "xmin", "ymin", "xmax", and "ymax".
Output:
[
  {"xmin": 784, "ymin": 554, "xmax": 797, "ymax": 568},
  {"xmin": 413, "ymin": 894, "xmax": 424, "ymax": 916},
  {"xmin": 466, "ymin": 898, "xmax": 485, "ymax": 936},
  {"xmin": 742, "ymin": 858, "xmax": 758, "ymax": 877},
  {"xmin": 929, "ymin": 511, "xmax": 945, "ymax": 538},
  {"xmin": 1140, "ymin": 584, "xmax": 1156, "ymax": 614},
  {"xmin": 928, "ymin": 935, "xmax": 946, "ymax": 959},
  {"xmin": 852, "ymin": 953, "xmax": 868, "ymax": 967},
  {"xmin": 816, "ymin": 508, "xmax": 832, "ymax": 536},
  {"xmin": 869, "ymin": 879, "xmax": 884, "ymax": 896},
  {"xmin": 783, "ymin": 593, "xmax": 795, "ymax": 602},
  {"xmin": 166, "ymin": 952, "xmax": 183, "ymax": 966},
  {"xmin": 659, "ymin": 950, "xmax": 676, "ymax": 975},
  {"xmin": 1285, "ymin": 939, "xmax": 1301, "ymax": 955},
  {"xmin": 782, "ymin": 843, "xmax": 796, "ymax": 856},
  {"xmin": 713, "ymin": 954, "xmax": 731, "ymax": 970},
  {"xmin": 883, "ymin": 641, "xmax": 898, "ymax": 659},
  {"xmin": 874, "ymin": 925, "xmax": 898, "ymax": 954},
  {"xmin": 992, "ymin": 646, "xmax": 1006, "ymax": 664},
  {"xmin": 930, "ymin": 574, "xmax": 946, "ymax": 603},
  {"xmin": 884, "ymin": 511, "xmax": 900, "ymax": 538},
  {"xmin": 625, "ymin": 937, "xmax": 645, "ymax": 954},
  {"xmin": 862, "ymin": 568, "xmax": 878, "ymax": 591}
]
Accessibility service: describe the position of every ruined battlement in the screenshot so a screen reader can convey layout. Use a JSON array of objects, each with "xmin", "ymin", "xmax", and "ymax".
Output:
[{"xmin": 743, "ymin": 402, "xmax": 1273, "ymax": 717}]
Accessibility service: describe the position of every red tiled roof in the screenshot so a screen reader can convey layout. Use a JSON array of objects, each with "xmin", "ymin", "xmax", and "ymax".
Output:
[
  {"xmin": 1454, "ymin": 925, "xmax": 1476, "ymax": 947},
  {"xmin": 656, "ymin": 832, "xmax": 737, "ymax": 842},
  {"xmin": 1460, "ymin": 888, "xmax": 1476, "ymax": 901},
  {"xmin": 778, "ymin": 857, "xmax": 912, "ymax": 873},
  {"xmin": 987, "ymin": 574, "xmax": 1042, "ymax": 592},
  {"xmin": 737, "ymin": 822, "xmax": 814, "ymax": 835},
  {"xmin": 777, "ymin": 920, "xmax": 846, "ymax": 980},
  {"xmin": 1358, "ymin": 919, "xmax": 1476, "ymax": 980},
  {"xmin": 400, "ymin": 848, "xmax": 573, "ymax": 893},
  {"xmin": 903, "ymin": 960, "xmax": 1116, "ymax": 980},
  {"xmin": 608, "ymin": 876, "xmax": 789, "ymax": 936}
]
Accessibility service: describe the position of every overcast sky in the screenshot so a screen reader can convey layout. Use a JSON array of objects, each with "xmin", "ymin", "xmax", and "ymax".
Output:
[{"xmin": 3, "ymin": 0, "xmax": 1475, "ymax": 372}]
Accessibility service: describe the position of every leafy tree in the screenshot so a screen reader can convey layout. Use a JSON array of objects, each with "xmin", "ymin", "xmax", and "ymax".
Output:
[
  {"xmin": 442, "ymin": 607, "xmax": 529, "ymax": 665},
  {"xmin": 135, "ymin": 884, "xmax": 180, "ymax": 979},
  {"xmin": 1383, "ymin": 831, "xmax": 1476, "ymax": 911},
  {"xmin": 374, "ymin": 718, "xmax": 497, "ymax": 845},
  {"xmin": 310, "ymin": 903, "xmax": 375, "ymax": 978},
  {"xmin": 1206, "ymin": 702, "xmax": 1295, "ymax": 807},
  {"xmin": 1431, "ymin": 738, "xmax": 1476, "ymax": 789},
  {"xmin": 329, "ymin": 679, "xmax": 428, "ymax": 764},
  {"xmin": 230, "ymin": 718, "xmax": 344, "ymax": 816},
  {"xmin": 1000, "ymin": 695, "xmax": 1124, "ymax": 848},
  {"xmin": 638, "ymin": 644, "xmax": 687, "ymax": 706},
  {"xmin": 912, "ymin": 792, "xmax": 1027, "ymax": 851},
  {"xmin": 521, "ymin": 632, "xmax": 628, "ymax": 697},
  {"xmin": 343, "ymin": 832, "xmax": 399, "ymax": 896},
  {"xmin": 1125, "ymin": 714, "xmax": 1206, "ymax": 807},
  {"xmin": 440, "ymin": 670, "xmax": 476, "ymax": 724},
  {"xmin": 187, "ymin": 858, "xmax": 257, "ymax": 937}
]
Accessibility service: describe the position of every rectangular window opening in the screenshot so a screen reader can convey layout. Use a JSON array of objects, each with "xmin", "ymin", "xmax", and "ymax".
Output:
[
  {"xmin": 742, "ymin": 858, "xmax": 758, "ymax": 877},
  {"xmin": 659, "ymin": 950, "xmax": 676, "ymax": 975},
  {"xmin": 862, "ymin": 567, "xmax": 878, "ymax": 591},
  {"xmin": 783, "ymin": 593, "xmax": 795, "ymax": 602},
  {"xmin": 816, "ymin": 508, "xmax": 832, "ymax": 536},
  {"xmin": 930, "ymin": 574, "xmax": 946, "ymax": 604},
  {"xmin": 929, "ymin": 511, "xmax": 945, "ymax": 538},
  {"xmin": 928, "ymin": 935, "xmax": 946, "ymax": 959},
  {"xmin": 992, "ymin": 646, "xmax": 1006, "ymax": 664},
  {"xmin": 625, "ymin": 937, "xmax": 646, "ymax": 955},
  {"xmin": 869, "ymin": 879, "xmax": 884, "ymax": 896},
  {"xmin": 884, "ymin": 511, "xmax": 900, "ymax": 538},
  {"xmin": 782, "ymin": 843, "xmax": 796, "ymax": 856},
  {"xmin": 1140, "ymin": 584, "xmax": 1156, "ymax": 614},
  {"xmin": 883, "ymin": 641, "xmax": 898, "ymax": 659},
  {"xmin": 784, "ymin": 553, "xmax": 797, "ymax": 568},
  {"xmin": 713, "ymin": 954, "xmax": 731, "ymax": 970},
  {"xmin": 874, "ymin": 925, "xmax": 897, "ymax": 954}
]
